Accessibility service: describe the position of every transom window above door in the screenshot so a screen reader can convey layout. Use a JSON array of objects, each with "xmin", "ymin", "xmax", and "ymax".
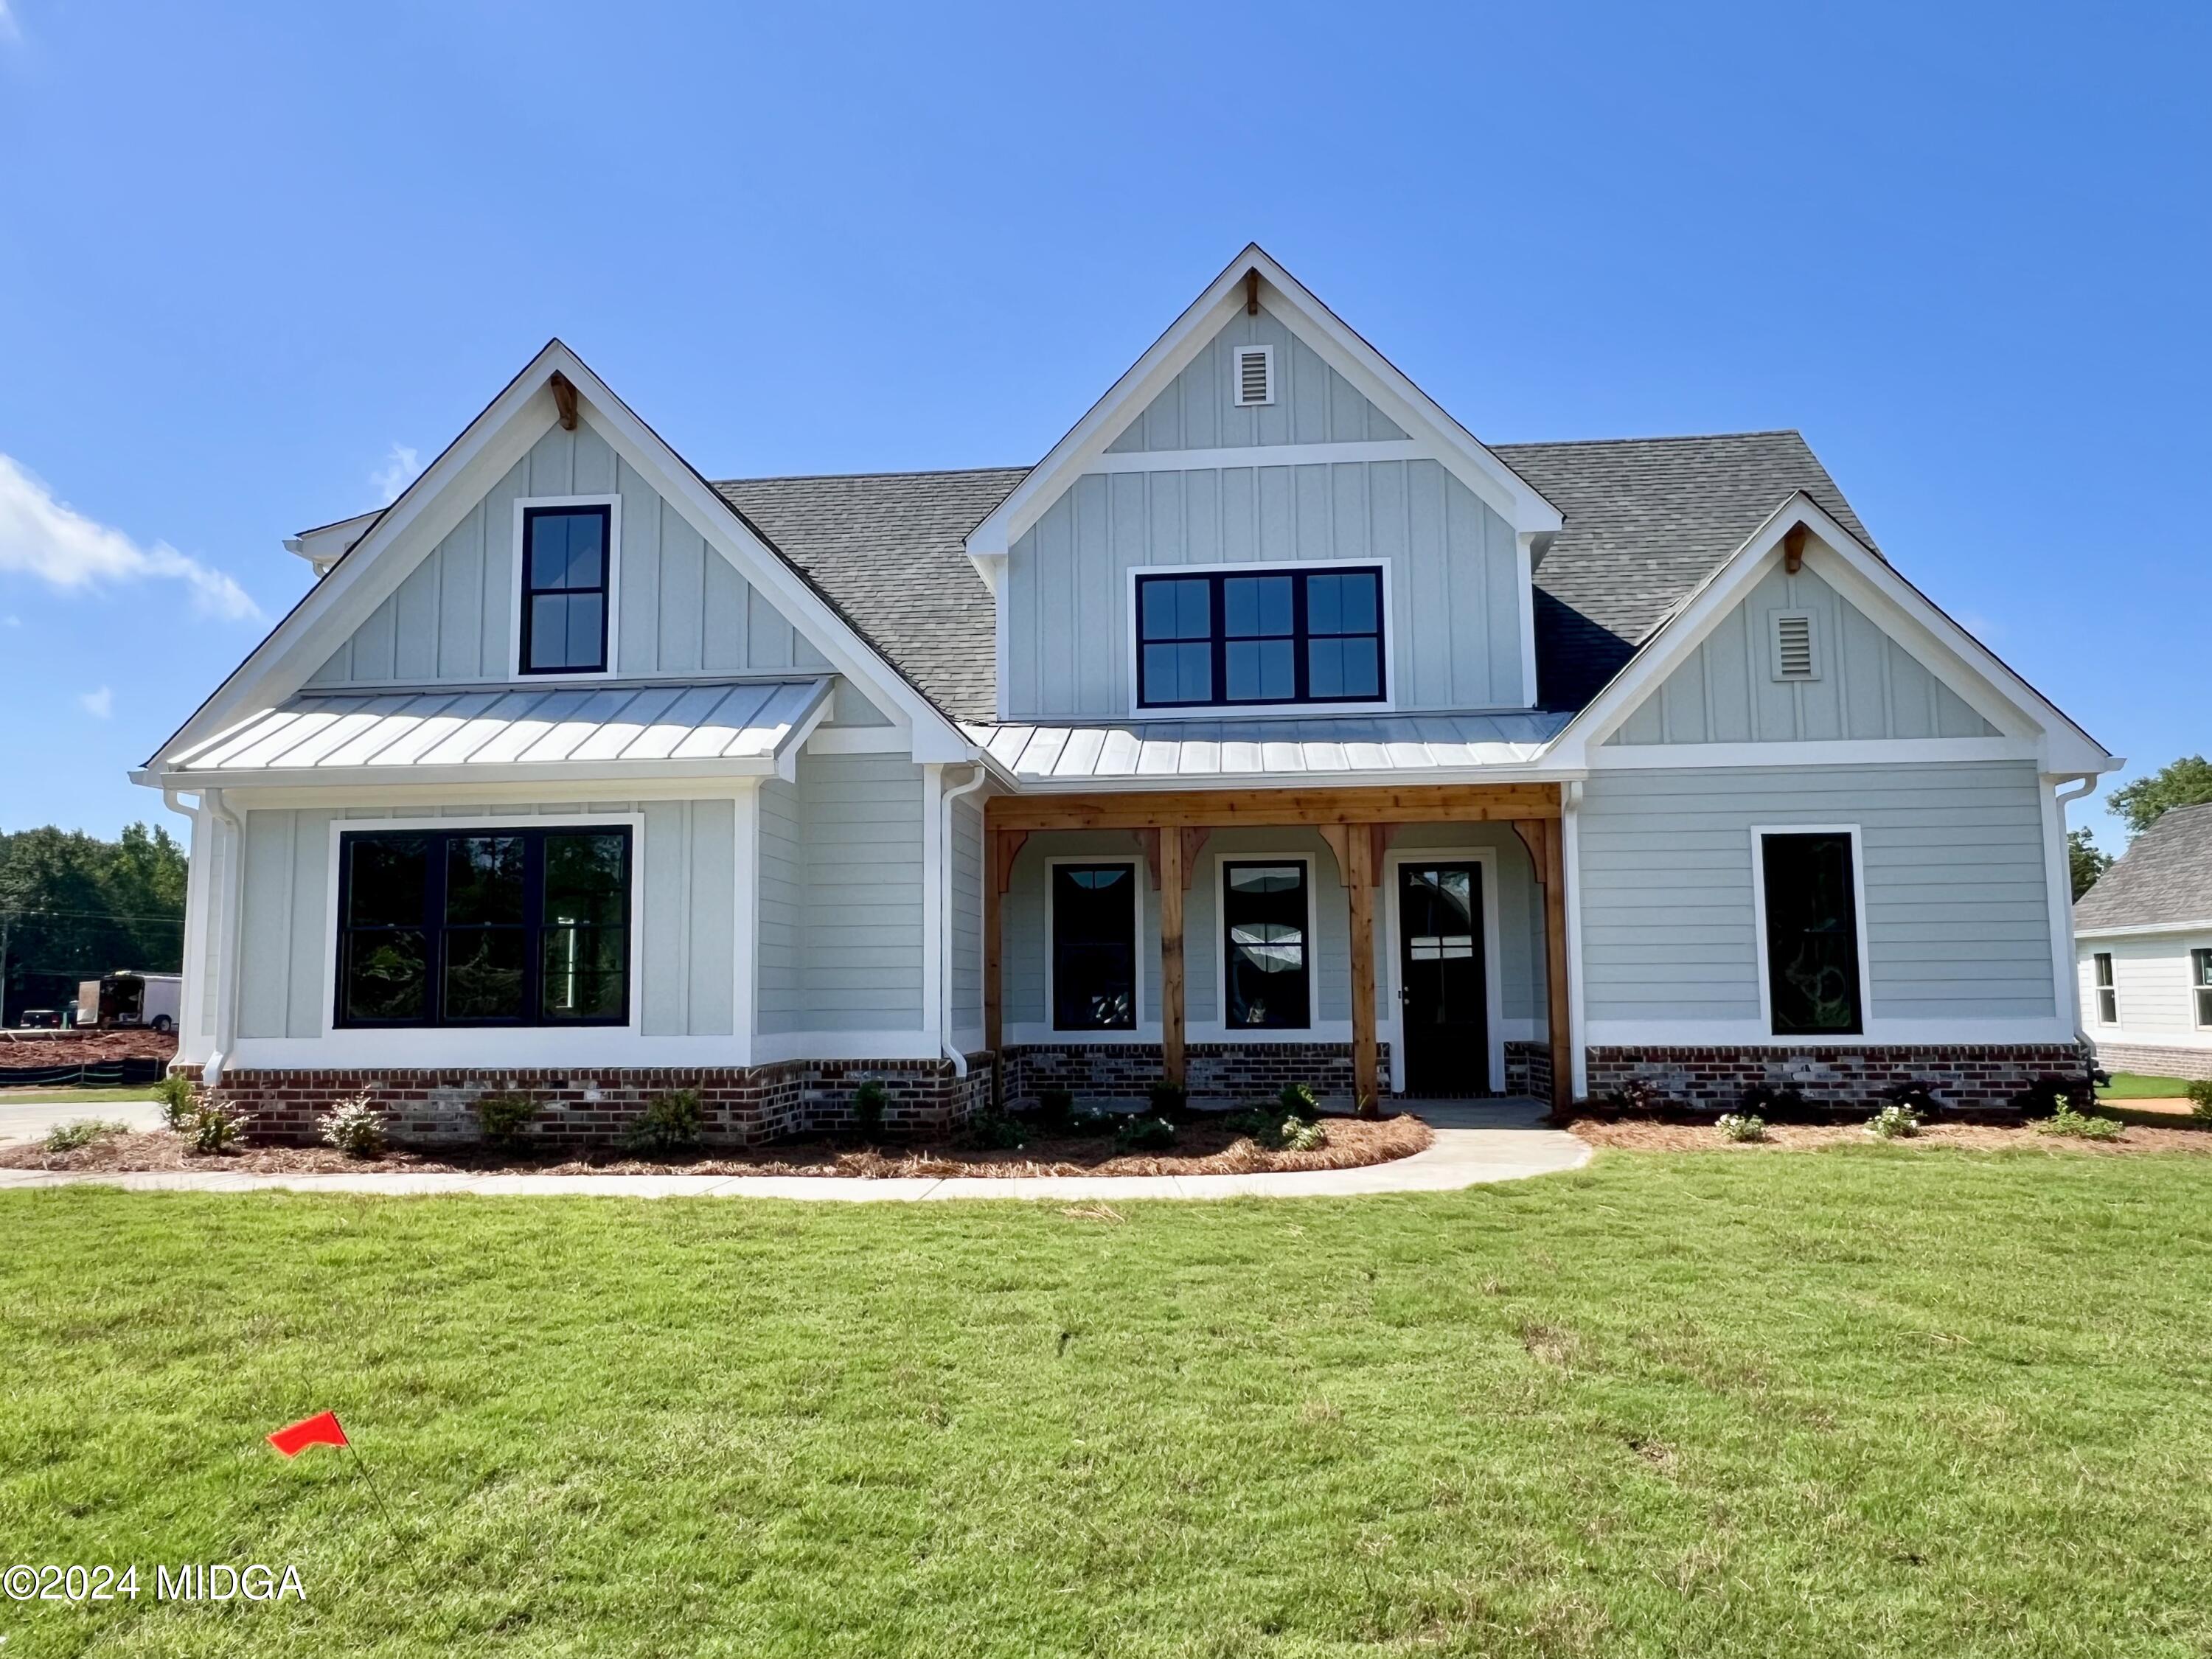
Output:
[
  {"xmin": 520, "ymin": 504, "xmax": 613, "ymax": 675},
  {"xmin": 1134, "ymin": 564, "xmax": 1386, "ymax": 710}
]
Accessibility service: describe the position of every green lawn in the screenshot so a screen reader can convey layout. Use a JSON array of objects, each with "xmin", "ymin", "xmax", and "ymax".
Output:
[
  {"xmin": 0, "ymin": 1085, "xmax": 159, "ymax": 1105},
  {"xmin": 2099, "ymin": 1071, "xmax": 2199, "ymax": 1101},
  {"xmin": 5, "ymin": 1151, "xmax": 2212, "ymax": 1657}
]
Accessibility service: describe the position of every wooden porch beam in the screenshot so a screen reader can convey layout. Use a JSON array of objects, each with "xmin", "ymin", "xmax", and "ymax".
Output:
[
  {"xmin": 987, "ymin": 784, "xmax": 1557, "ymax": 833},
  {"xmin": 1160, "ymin": 825, "xmax": 1186, "ymax": 1088},
  {"xmin": 1541, "ymin": 810, "xmax": 1572, "ymax": 1115}
]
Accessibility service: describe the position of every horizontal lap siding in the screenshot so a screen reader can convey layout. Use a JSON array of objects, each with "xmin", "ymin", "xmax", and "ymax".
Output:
[
  {"xmin": 792, "ymin": 754, "xmax": 924, "ymax": 1032},
  {"xmin": 950, "ymin": 799, "xmax": 984, "ymax": 1035},
  {"xmin": 2081, "ymin": 933, "xmax": 2212, "ymax": 1038},
  {"xmin": 1578, "ymin": 762, "xmax": 2056, "ymax": 1023},
  {"xmin": 755, "ymin": 779, "xmax": 803, "ymax": 1035}
]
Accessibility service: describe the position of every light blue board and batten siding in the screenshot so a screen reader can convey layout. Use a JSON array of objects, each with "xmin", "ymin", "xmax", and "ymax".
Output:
[
  {"xmin": 233, "ymin": 799, "xmax": 735, "ymax": 1040},
  {"xmin": 1576, "ymin": 762, "xmax": 2056, "ymax": 1026},
  {"xmin": 1106, "ymin": 306, "xmax": 1408, "ymax": 453},
  {"xmin": 753, "ymin": 754, "xmax": 925, "ymax": 1035},
  {"xmin": 307, "ymin": 423, "xmax": 830, "ymax": 687},
  {"xmin": 1006, "ymin": 459, "xmax": 1524, "ymax": 720},
  {"xmin": 1608, "ymin": 566, "xmax": 1997, "ymax": 746}
]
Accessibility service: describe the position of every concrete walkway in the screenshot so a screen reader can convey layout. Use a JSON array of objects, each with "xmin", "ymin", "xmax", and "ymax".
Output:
[
  {"xmin": 0, "ymin": 1095, "xmax": 167, "ymax": 1147},
  {"xmin": 0, "ymin": 1100, "xmax": 1589, "ymax": 1202}
]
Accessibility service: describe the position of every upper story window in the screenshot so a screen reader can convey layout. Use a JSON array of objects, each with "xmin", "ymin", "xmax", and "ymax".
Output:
[
  {"xmin": 1134, "ymin": 564, "xmax": 1385, "ymax": 711},
  {"xmin": 521, "ymin": 505, "xmax": 612, "ymax": 675}
]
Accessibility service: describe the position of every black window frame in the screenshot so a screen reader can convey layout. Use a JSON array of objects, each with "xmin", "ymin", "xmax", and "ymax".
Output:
[
  {"xmin": 518, "ymin": 504, "xmax": 613, "ymax": 676},
  {"xmin": 1134, "ymin": 563, "xmax": 1387, "ymax": 711},
  {"xmin": 1758, "ymin": 830, "xmax": 1865, "ymax": 1037},
  {"xmin": 1220, "ymin": 858, "xmax": 1313, "ymax": 1031},
  {"xmin": 1048, "ymin": 860, "xmax": 1141, "ymax": 1032},
  {"xmin": 333, "ymin": 825, "xmax": 633, "ymax": 1029}
]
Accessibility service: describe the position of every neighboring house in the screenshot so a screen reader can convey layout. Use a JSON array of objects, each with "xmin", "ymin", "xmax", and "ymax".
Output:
[
  {"xmin": 134, "ymin": 246, "xmax": 2118, "ymax": 1137},
  {"xmin": 2075, "ymin": 801, "xmax": 2212, "ymax": 1082}
]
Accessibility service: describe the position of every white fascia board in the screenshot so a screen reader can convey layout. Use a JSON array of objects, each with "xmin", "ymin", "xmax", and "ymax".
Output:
[
  {"xmin": 986, "ymin": 762, "xmax": 1569, "ymax": 795},
  {"xmin": 1542, "ymin": 492, "xmax": 2121, "ymax": 776},
  {"xmin": 155, "ymin": 777, "xmax": 764, "ymax": 811},
  {"xmin": 2075, "ymin": 919, "xmax": 2212, "ymax": 940},
  {"xmin": 964, "ymin": 243, "xmax": 1562, "ymax": 561},
  {"xmin": 282, "ymin": 509, "xmax": 382, "ymax": 571}
]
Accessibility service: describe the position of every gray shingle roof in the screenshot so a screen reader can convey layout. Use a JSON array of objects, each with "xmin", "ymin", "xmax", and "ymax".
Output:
[
  {"xmin": 712, "ymin": 432, "xmax": 1874, "ymax": 725},
  {"xmin": 2074, "ymin": 801, "xmax": 2212, "ymax": 931}
]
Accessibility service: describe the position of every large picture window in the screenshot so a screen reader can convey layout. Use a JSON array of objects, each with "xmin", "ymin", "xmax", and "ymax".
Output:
[
  {"xmin": 1758, "ymin": 831, "xmax": 1864, "ymax": 1036},
  {"xmin": 335, "ymin": 826, "xmax": 631, "ymax": 1027},
  {"xmin": 1135, "ymin": 565, "xmax": 1385, "ymax": 710},
  {"xmin": 1050, "ymin": 862, "xmax": 1138, "ymax": 1031},
  {"xmin": 1222, "ymin": 860, "xmax": 1311, "ymax": 1029},
  {"xmin": 520, "ymin": 505, "xmax": 612, "ymax": 675}
]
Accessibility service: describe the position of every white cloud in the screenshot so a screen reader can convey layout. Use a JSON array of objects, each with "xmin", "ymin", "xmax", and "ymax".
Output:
[
  {"xmin": 371, "ymin": 443, "xmax": 420, "ymax": 505},
  {"xmin": 0, "ymin": 2, "xmax": 18, "ymax": 45},
  {"xmin": 0, "ymin": 453, "xmax": 260, "ymax": 620},
  {"xmin": 79, "ymin": 686, "xmax": 113, "ymax": 719}
]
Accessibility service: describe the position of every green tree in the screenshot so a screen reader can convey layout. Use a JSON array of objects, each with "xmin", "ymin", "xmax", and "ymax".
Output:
[
  {"xmin": 0, "ymin": 822, "xmax": 188, "ymax": 1024},
  {"xmin": 2068, "ymin": 828, "xmax": 2112, "ymax": 901},
  {"xmin": 2107, "ymin": 756, "xmax": 2212, "ymax": 838}
]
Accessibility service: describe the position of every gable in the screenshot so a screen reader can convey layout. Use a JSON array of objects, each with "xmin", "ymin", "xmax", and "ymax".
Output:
[
  {"xmin": 1104, "ymin": 305, "xmax": 1408, "ymax": 454},
  {"xmin": 306, "ymin": 422, "xmax": 829, "ymax": 688},
  {"xmin": 1606, "ymin": 561, "xmax": 1997, "ymax": 746}
]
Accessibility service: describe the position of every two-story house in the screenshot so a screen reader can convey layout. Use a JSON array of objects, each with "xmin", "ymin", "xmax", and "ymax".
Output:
[{"xmin": 136, "ymin": 246, "xmax": 2116, "ymax": 1139}]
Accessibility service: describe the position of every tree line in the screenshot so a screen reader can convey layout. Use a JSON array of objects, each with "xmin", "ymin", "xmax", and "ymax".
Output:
[{"xmin": 0, "ymin": 824, "xmax": 188, "ymax": 1025}]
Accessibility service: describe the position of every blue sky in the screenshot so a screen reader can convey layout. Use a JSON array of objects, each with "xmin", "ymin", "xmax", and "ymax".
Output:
[{"xmin": 0, "ymin": 1, "xmax": 2202, "ymax": 851}]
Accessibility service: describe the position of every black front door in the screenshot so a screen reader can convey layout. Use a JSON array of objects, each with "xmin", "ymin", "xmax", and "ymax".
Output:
[{"xmin": 1397, "ymin": 862, "xmax": 1489, "ymax": 1095}]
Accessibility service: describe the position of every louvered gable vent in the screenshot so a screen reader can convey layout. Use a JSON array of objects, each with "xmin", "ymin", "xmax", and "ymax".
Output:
[
  {"xmin": 1232, "ymin": 344, "xmax": 1274, "ymax": 408},
  {"xmin": 1770, "ymin": 610, "xmax": 1820, "ymax": 681}
]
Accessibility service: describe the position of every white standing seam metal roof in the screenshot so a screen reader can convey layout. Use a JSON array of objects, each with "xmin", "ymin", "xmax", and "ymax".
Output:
[
  {"xmin": 167, "ymin": 679, "xmax": 833, "ymax": 779},
  {"xmin": 964, "ymin": 712, "xmax": 1571, "ymax": 785}
]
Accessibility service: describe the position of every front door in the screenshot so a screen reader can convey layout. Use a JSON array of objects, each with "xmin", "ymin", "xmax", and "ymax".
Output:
[{"xmin": 1397, "ymin": 862, "xmax": 1489, "ymax": 1095}]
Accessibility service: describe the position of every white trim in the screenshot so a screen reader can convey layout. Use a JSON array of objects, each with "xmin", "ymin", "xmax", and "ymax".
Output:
[
  {"xmin": 1562, "ymin": 778, "xmax": 1587, "ymax": 1100},
  {"xmin": 1748, "ymin": 823, "xmax": 1874, "ymax": 1040},
  {"xmin": 2043, "ymin": 774, "xmax": 2092, "ymax": 1034},
  {"xmin": 2075, "ymin": 918, "xmax": 2212, "ymax": 940},
  {"xmin": 226, "ymin": 1032, "xmax": 762, "ymax": 1069},
  {"xmin": 2088, "ymin": 948, "xmax": 2118, "ymax": 1026},
  {"xmin": 1231, "ymin": 341, "xmax": 1276, "ymax": 408},
  {"xmin": 1083, "ymin": 440, "xmax": 1427, "ymax": 474},
  {"xmin": 507, "ymin": 493, "xmax": 622, "ymax": 683},
  {"xmin": 1379, "ymin": 845, "xmax": 1505, "ymax": 1096},
  {"xmin": 1125, "ymin": 557, "xmax": 1395, "ymax": 720},
  {"xmin": 320, "ymin": 810, "xmax": 648, "ymax": 1040},
  {"xmin": 1041, "ymin": 854, "xmax": 1147, "ymax": 1035},
  {"xmin": 1212, "ymin": 849, "xmax": 1319, "ymax": 1036},
  {"xmin": 732, "ymin": 784, "xmax": 759, "ymax": 1062},
  {"xmin": 1587, "ymin": 1018, "xmax": 2083, "ymax": 1047},
  {"xmin": 922, "ymin": 766, "xmax": 945, "ymax": 1054},
  {"xmin": 1514, "ymin": 532, "xmax": 1540, "ymax": 710},
  {"xmin": 1590, "ymin": 736, "xmax": 2039, "ymax": 770}
]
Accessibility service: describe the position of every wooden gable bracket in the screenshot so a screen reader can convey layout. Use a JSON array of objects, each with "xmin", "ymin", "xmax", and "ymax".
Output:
[
  {"xmin": 1319, "ymin": 824, "xmax": 1399, "ymax": 887},
  {"xmin": 549, "ymin": 371, "xmax": 580, "ymax": 432},
  {"xmin": 1179, "ymin": 827, "xmax": 1210, "ymax": 887},
  {"xmin": 1512, "ymin": 818, "xmax": 1549, "ymax": 886},
  {"xmin": 992, "ymin": 829, "xmax": 1032, "ymax": 894},
  {"xmin": 1782, "ymin": 521, "xmax": 1809, "ymax": 575},
  {"xmin": 1140, "ymin": 827, "xmax": 1209, "ymax": 889},
  {"xmin": 1245, "ymin": 268, "xmax": 1261, "ymax": 316}
]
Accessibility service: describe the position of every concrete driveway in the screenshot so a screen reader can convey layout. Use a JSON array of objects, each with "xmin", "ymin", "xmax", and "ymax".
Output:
[{"xmin": 0, "ymin": 1096, "xmax": 166, "ymax": 1147}]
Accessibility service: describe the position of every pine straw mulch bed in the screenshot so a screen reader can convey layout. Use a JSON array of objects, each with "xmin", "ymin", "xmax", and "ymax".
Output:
[
  {"xmin": 1, "ymin": 1113, "xmax": 1433, "ymax": 1179},
  {"xmin": 1565, "ymin": 1112, "xmax": 2212, "ymax": 1156},
  {"xmin": 0, "ymin": 1028, "xmax": 178, "ymax": 1071}
]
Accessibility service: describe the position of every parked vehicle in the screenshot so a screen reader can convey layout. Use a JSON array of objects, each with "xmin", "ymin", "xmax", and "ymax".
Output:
[
  {"xmin": 16, "ymin": 1009, "xmax": 61, "ymax": 1029},
  {"xmin": 74, "ymin": 972, "xmax": 183, "ymax": 1032}
]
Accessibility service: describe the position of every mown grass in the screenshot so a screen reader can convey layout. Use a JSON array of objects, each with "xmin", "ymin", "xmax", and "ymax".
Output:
[
  {"xmin": 4, "ymin": 1149, "xmax": 2212, "ymax": 1657},
  {"xmin": 2098, "ymin": 1072, "xmax": 2197, "ymax": 1101}
]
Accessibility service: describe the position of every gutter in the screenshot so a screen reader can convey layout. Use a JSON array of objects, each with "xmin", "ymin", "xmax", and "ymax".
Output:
[{"xmin": 939, "ymin": 765, "xmax": 990, "ymax": 1077}]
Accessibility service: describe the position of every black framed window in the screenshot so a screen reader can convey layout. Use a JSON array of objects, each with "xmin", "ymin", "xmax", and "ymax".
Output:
[
  {"xmin": 1222, "ymin": 860, "xmax": 1310, "ymax": 1029},
  {"xmin": 520, "ymin": 505, "xmax": 611, "ymax": 674},
  {"xmin": 1135, "ymin": 566, "xmax": 1384, "ymax": 709},
  {"xmin": 1051, "ymin": 863, "xmax": 1138, "ymax": 1030},
  {"xmin": 1759, "ymin": 832, "xmax": 1863, "ymax": 1035},
  {"xmin": 336, "ymin": 826, "xmax": 630, "ymax": 1027}
]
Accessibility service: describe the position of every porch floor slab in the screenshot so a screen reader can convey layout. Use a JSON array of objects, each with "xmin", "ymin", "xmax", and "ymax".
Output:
[{"xmin": 8, "ymin": 1100, "xmax": 1588, "ymax": 1201}]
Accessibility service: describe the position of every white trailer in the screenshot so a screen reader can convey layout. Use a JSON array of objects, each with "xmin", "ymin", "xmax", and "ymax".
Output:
[{"xmin": 74, "ymin": 971, "xmax": 183, "ymax": 1032}]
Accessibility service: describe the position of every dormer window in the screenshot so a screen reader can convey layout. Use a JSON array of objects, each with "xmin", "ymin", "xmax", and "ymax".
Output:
[
  {"xmin": 1134, "ymin": 563, "xmax": 1386, "ymax": 711},
  {"xmin": 520, "ymin": 504, "xmax": 612, "ymax": 675}
]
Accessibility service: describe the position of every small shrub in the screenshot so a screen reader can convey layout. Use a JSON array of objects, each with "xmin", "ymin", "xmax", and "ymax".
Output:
[
  {"xmin": 1603, "ymin": 1077, "xmax": 1668, "ymax": 1117},
  {"xmin": 1147, "ymin": 1079, "xmax": 1189, "ymax": 1116},
  {"xmin": 1879, "ymin": 1079, "xmax": 1945, "ymax": 1116},
  {"xmin": 1032, "ymin": 1088, "xmax": 1076, "ymax": 1133},
  {"xmin": 625, "ymin": 1089, "xmax": 703, "ymax": 1155},
  {"xmin": 1742, "ymin": 1082, "xmax": 1816, "ymax": 1124},
  {"xmin": 2186, "ymin": 1079, "xmax": 2212, "ymax": 1121},
  {"xmin": 155, "ymin": 1071, "xmax": 200, "ymax": 1130},
  {"xmin": 1273, "ymin": 1116, "xmax": 1326, "ymax": 1152},
  {"xmin": 44, "ymin": 1118, "xmax": 125, "ymax": 1153},
  {"xmin": 1279, "ymin": 1082, "xmax": 1319, "ymax": 1120},
  {"xmin": 2036, "ymin": 1102, "xmax": 2124, "ymax": 1141},
  {"xmin": 187, "ymin": 1101, "xmax": 248, "ymax": 1155},
  {"xmin": 1715, "ymin": 1113, "xmax": 1767, "ymax": 1143},
  {"xmin": 2011, "ymin": 1074, "xmax": 2090, "ymax": 1119},
  {"xmin": 475, "ymin": 1091, "xmax": 536, "ymax": 1151},
  {"xmin": 1222, "ymin": 1105, "xmax": 1275, "ymax": 1138},
  {"xmin": 1068, "ymin": 1106, "xmax": 1119, "ymax": 1136},
  {"xmin": 854, "ymin": 1080, "xmax": 888, "ymax": 1139},
  {"xmin": 1864, "ymin": 1104, "xmax": 1921, "ymax": 1141},
  {"xmin": 317, "ymin": 1094, "xmax": 386, "ymax": 1159},
  {"xmin": 961, "ymin": 1110, "xmax": 1026, "ymax": 1150},
  {"xmin": 1116, "ymin": 1115, "xmax": 1178, "ymax": 1152}
]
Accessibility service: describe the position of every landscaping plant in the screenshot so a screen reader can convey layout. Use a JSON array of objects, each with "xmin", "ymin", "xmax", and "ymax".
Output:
[
  {"xmin": 961, "ymin": 1110, "xmax": 1026, "ymax": 1150},
  {"xmin": 854, "ymin": 1080, "xmax": 888, "ymax": 1140},
  {"xmin": 624, "ymin": 1089, "xmax": 704, "ymax": 1155},
  {"xmin": 474, "ymin": 1091, "xmax": 537, "ymax": 1151},
  {"xmin": 1742, "ymin": 1082, "xmax": 1816, "ymax": 1123},
  {"xmin": 1032, "ymin": 1088, "xmax": 1076, "ymax": 1133},
  {"xmin": 2037, "ymin": 1102, "xmax": 2125, "ymax": 1141},
  {"xmin": 1715, "ymin": 1112, "xmax": 1767, "ymax": 1143},
  {"xmin": 185, "ymin": 1100, "xmax": 248, "ymax": 1155},
  {"xmin": 1864, "ymin": 1104, "xmax": 1921, "ymax": 1140},
  {"xmin": 2188, "ymin": 1080, "xmax": 2212, "ymax": 1121},
  {"xmin": 1278, "ymin": 1082, "xmax": 1319, "ymax": 1119},
  {"xmin": 154, "ymin": 1071, "xmax": 200, "ymax": 1130},
  {"xmin": 1147, "ymin": 1079, "xmax": 1189, "ymax": 1116},
  {"xmin": 317, "ymin": 1094, "xmax": 386, "ymax": 1159},
  {"xmin": 1115, "ymin": 1114, "xmax": 1177, "ymax": 1152},
  {"xmin": 43, "ymin": 1119, "xmax": 125, "ymax": 1153},
  {"xmin": 1602, "ymin": 1077, "xmax": 1668, "ymax": 1116}
]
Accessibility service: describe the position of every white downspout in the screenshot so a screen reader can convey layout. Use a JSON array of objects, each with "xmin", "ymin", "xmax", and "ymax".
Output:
[
  {"xmin": 2049, "ymin": 773, "xmax": 2097, "ymax": 1043},
  {"xmin": 1562, "ymin": 778, "xmax": 1588, "ymax": 1103},
  {"xmin": 198, "ymin": 787, "xmax": 246, "ymax": 1089},
  {"xmin": 939, "ymin": 765, "xmax": 990, "ymax": 1076}
]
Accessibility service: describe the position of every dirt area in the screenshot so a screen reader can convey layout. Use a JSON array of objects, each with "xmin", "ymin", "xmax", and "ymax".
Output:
[
  {"xmin": 0, "ymin": 1112, "xmax": 1432, "ymax": 1178},
  {"xmin": 0, "ymin": 1029, "xmax": 177, "ymax": 1070},
  {"xmin": 1568, "ymin": 1114, "xmax": 2212, "ymax": 1155}
]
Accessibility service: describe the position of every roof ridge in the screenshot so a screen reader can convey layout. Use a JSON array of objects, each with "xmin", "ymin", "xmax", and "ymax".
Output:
[
  {"xmin": 714, "ymin": 463, "xmax": 1033, "ymax": 487},
  {"xmin": 1493, "ymin": 428, "xmax": 1807, "ymax": 451}
]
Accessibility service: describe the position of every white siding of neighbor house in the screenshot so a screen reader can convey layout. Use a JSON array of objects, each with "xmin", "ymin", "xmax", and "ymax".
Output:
[
  {"xmin": 306, "ymin": 422, "xmax": 830, "ymax": 687},
  {"xmin": 2079, "ymin": 932, "xmax": 2212, "ymax": 1049},
  {"xmin": 1005, "ymin": 458, "xmax": 1525, "ymax": 720},
  {"xmin": 233, "ymin": 798, "xmax": 735, "ymax": 1040},
  {"xmin": 1105, "ymin": 305, "xmax": 1408, "ymax": 453},
  {"xmin": 1608, "ymin": 565, "xmax": 1997, "ymax": 746},
  {"xmin": 949, "ymin": 796, "xmax": 984, "ymax": 1039},
  {"xmin": 1576, "ymin": 762, "xmax": 2057, "ymax": 1029}
]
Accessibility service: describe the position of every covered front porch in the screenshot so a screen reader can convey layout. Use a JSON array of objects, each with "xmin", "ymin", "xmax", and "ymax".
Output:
[{"xmin": 982, "ymin": 784, "xmax": 1573, "ymax": 1113}]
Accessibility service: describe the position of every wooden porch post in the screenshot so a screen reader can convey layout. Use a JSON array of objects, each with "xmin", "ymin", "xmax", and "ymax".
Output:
[
  {"xmin": 1159, "ymin": 824, "xmax": 1186, "ymax": 1088},
  {"xmin": 1512, "ymin": 813, "xmax": 1574, "ymax": 1114},
  {"xmin": 1345, "ymin": 824, "xmax": 1379, "ymax": 1117}
]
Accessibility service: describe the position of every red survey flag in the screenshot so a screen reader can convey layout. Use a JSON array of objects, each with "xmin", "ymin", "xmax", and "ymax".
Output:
[{"xmin": 268, "ymin": 1411, "xmax": 349, "ymax": 1458}]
